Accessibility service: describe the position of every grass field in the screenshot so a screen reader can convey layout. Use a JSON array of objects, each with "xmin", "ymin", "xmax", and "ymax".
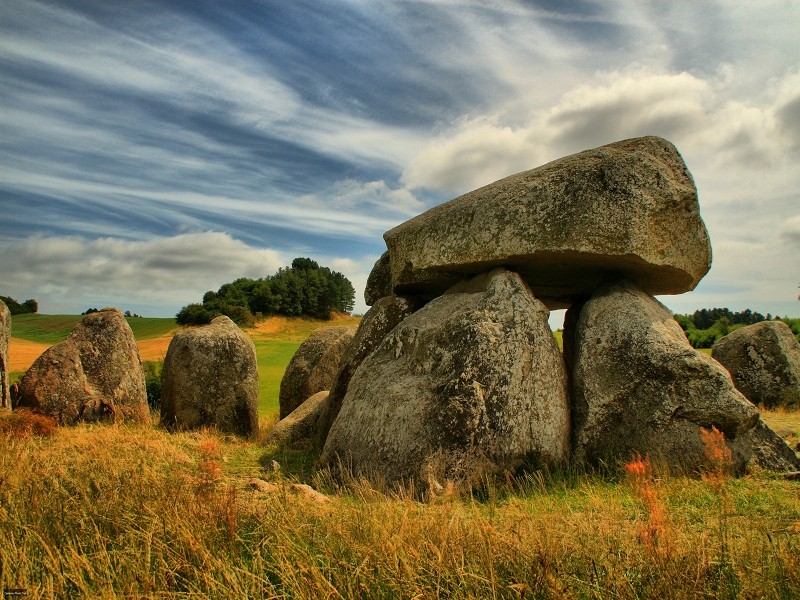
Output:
[
  {"xmin": 3, "ymin": 315, "xmax": 799, "ymax": 597},
  {"xmin": 8, "ymin": 313, "xmax": 359, "ymax": 418},
  {"xmin": 10, "ymin": 313, "xmax": 178, "ymax": 344},
  {"xmin": 0, "ymin": 414, "xmax": 797, "ymax": 598}
]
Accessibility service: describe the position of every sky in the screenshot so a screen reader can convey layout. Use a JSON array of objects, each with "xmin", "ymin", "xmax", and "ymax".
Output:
[{"xmin": 1, "ymin": 0, "xmax": 799, "ymax": 328}]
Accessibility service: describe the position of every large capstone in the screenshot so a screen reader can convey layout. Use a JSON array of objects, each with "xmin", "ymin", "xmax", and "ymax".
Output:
[
  {"xmin": 383, "ymin": 136, "xmax": 710, "ymax": 308},
  {"xmin": 712, "ymin": 320, "xmax": 800, "ymax": 409},
  {"xmin": 14, "ymin": 308, "xmax": 150, "ymax": 425},
  {"xmin": 569, "ymin": 279, "xmax": 758, "ymax": 473},
  {"xmin": 161, "ymin": 316, "xmax": 259, "ymax": 438},
  {"xmin": 320, "ymin": 269, "xmax": 570, "ymax": 495}
]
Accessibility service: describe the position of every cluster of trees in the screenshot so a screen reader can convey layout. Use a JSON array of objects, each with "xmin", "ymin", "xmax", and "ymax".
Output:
[
  {"xmin": 176, "ymin": 258, "xmax": 356, "ymax": 326},
  {"xmin": 673, "ymin": 307, "xmax": 797, "ymax": 348},
  {"xmin": 82, "ymin": 308, "xmax": 142, "ymax": 317},
  {"xmin": 0, "ymin": 295, "xmax": 38, "ymax": 315}
]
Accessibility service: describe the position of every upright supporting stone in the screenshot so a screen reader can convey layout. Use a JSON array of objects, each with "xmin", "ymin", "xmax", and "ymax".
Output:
[
  {"xmin": 571, "ymin": 279, "xmax": 759, "ymax": 473},
  {"xmin": 321, "ymin": 269, "xmax": 570, "ymax": 495}
]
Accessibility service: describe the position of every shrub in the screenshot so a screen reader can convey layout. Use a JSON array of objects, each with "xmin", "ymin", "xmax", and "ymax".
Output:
[
  {"xmin": 143, "ymin": 361, "xmax": 163, "ymax": 411},
  {"xmin": 176, "ymin": 302, "xmax": 214, "ymax": 325}
]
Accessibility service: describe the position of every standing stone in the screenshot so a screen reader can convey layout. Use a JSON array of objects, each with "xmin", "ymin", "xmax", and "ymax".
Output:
[
  {"xmin": 279, "ymin": 327, "xmax": 355, "ymax": 419},
  {"xmin": 570, "ymin": 279, "xmax": 759, "ymax": 473},
  {"xmin": 316, "ymin": 294, "xmax": 420, "ymax": 445},
  {"xmin": 384, "ymin": 136, "xmax": 710, "ymax": 308},
  {"xmin": 0, "ymin": 300, "xmax": 10, "ymax": 410},
  {"xmin": 320, "ymin": 269, "xmax": 570, "ymax": 494},
  {"xmin": 15, "ymin": 308, "xmax": 150, "ymax": 425},
  {"xmin": 711, "ymin": 321, "xmax": 800, "ymax": 409},
  {"xmin": 161, "ymin": 316, "xmax": 259, "ymax": 437}
]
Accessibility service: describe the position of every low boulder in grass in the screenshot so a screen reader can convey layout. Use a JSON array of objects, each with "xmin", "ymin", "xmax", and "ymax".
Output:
[
  {"xmin": 733, "ymin": 420, "xmax": 800, "ymax": 473},
  {"xmin": 711, "ymin": 321, "xmax": 800, "ymax": 409},
  {"xmin": 569, "ymin": 279, "xmax": 760, "ymax": 474},
  {"xmin": 161, "ymin": 316, "xmax": 259, "ymax": 438},
  {"xmin": 14, "ymin": 308, "xmax": 150, "ymax": 425},
  {"xmin": 265, "ymin": 391, "xmax": 330, "ymax": 449},
  {"xmin": 279, "ymin": 326, "xmax": 355, "ymax": 419},
  {"xmin": 0, "ymin": 299, "xmax": 10, "ymax": 409},
  {"xmin": 321, "ymin": 268, "xmax": 571, "ymax": 495}
]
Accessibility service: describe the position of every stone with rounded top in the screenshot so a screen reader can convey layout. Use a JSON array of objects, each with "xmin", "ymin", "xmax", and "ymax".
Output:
[
  {"xmin": 161, "ymin": 315, "xmax": 258, "ymax": 437},
  {"xmin": 383, "ymin": 136, "xmax": 711, "ymax": 308},
  {"xmin": 712, "ymin": 320, "xmax": 800, "ymax": 409},
  {"xmin": 279, "ymin": 326, "xmax": 355, "ymax": 419},
  {"xmin": 14, "ymin": 307, "xmax": 150, "ymax": 425}
]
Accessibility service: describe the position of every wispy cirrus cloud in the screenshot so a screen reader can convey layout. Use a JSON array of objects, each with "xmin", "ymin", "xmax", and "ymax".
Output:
[{"xmin": 1, "ymin": 0, "xmax": 798, "ymax": 320}]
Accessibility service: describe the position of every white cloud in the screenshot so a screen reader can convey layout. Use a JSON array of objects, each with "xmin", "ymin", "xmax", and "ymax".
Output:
[
  {"xmin": 402, "ymin": 68, "xmax": 800, "ymax": 196},
  {"xmin": 0, "ymin": 233, "xmax": 286, "ymax": 315}
]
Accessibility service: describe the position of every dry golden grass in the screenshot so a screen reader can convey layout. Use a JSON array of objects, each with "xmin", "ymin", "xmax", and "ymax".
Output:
[
  {"xmin": 245, "ymin": 312, "xmax": 360, "ymax": 341},
  {"xmin": 1, "ymin": 421, "xmax": 798, "ymax": 599}
]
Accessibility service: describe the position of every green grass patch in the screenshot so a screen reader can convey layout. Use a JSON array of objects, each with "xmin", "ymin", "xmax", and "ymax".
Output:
[
  {"xmin": 8, "ymin": 314, "xmax": 82, "ymax": 344},
  {"xmin": 254, "ymin": 339, "xmax": 302, "ymax": 417},
  {"xmin": 125, "ymin": 317, "xmax": 178, "ymax": 339},
  {"xmin": 10, "ymin": 313, "xmax": 177, "ymax": 343}
]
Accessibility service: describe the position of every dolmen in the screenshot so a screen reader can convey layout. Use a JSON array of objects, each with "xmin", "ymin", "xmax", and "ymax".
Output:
[{"xmin": 276, "ymin": 136, "xmax": 798, "ymax": 495}]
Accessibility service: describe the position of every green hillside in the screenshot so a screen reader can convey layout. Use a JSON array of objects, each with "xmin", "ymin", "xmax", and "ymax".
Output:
[{"xmin": 10, "ymin": 313, "xmax": 177, "ymax": 343}]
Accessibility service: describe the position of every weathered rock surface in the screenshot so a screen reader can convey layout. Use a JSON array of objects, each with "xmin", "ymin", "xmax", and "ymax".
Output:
[
  {"xmin": 733, "ymin": 420, "xmax": 800, "ymax": 472},
  {"xmin": 320, "ymin": 269, "xmax": 570, "ymax": 494},
  {"xmin": 364, "ymin": 251, "xmax": 392, "ymax": 306},
  {"xmin": 711, "ymin": 321, "xmax": 800, "ymax": 409},
  {"xmin": 383, "ymin": 136, "xmax": 710, "ymax": 308},
  {"xmin": 265, "ymin": 391, "xmax": 330, "ymax": 448},
  {"xmin": 316, "ymin": 295, "xmax": 419, "ymax": 445},
  {"xmin": 0, "ymin": 300, "xmax": 10, "ymax": 410},
  {"xmin": 570, "ymin": 279, "xmax": 759, "ymax": 473},
  {"xmin": 279, "ymin": 326, "xmax": 355, "ymax": 419},
  {"xmin": 15, "ymin": 308, "xmax": 150, "ymax": 425},
  {"xmin": 161, "ymin": 316, "xmax": 258, "ymax": 437}
]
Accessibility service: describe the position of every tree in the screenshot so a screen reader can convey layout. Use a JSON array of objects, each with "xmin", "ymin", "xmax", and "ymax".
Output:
[
  {"xmin": 1, "ymin": 295, "xmax": 39, "ymax": 315},
  {"xmin": 174, "ymin": 257, "xmax": 356, "ymax": 325},
  {"xmin": 175, "ymin": 303, "xmax": 214, "ymax": 326}
]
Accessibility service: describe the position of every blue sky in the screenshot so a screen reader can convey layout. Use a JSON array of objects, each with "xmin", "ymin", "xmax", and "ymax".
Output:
[{"xmin": 1, "ymin": 0, "xmax": 799, "ymax": 326}]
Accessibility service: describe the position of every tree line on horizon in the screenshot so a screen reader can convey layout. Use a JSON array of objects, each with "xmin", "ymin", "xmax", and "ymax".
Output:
[
  {"xmin": 0, "ymin": 295, "xmax": 38, "ymax": 315},
  {"xmin": 175, "ymin": 258, "xmax": 356, "ymax": 326},
  {"xmin": 673, "ymin": 307, "xmax": 800, "ymax": 348}
]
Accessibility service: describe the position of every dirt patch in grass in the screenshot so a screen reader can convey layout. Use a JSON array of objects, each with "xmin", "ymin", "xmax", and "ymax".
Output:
[
  {"xmin": 8, "ymin": 335, "xmax": 175, "ymax": 371},
  {"xmin": 7, "ymin": 338, "xmax": 51, "ymax": 372},
  {"xmin": 137, "ymin": 335, "xmax": 174, "ymax": 362}
]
